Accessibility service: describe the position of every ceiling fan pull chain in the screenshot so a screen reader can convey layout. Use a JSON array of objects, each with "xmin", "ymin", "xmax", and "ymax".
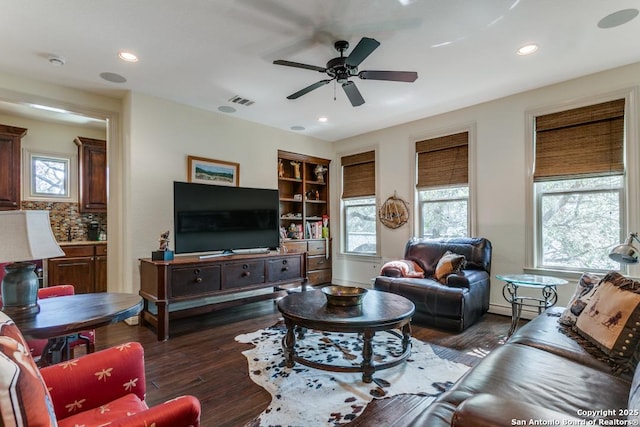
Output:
[{"xmin": 333, "ymin": 80, "xmax": 337, "ymax": 101}]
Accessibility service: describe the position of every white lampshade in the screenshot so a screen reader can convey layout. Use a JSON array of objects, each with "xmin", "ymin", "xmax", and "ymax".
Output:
[{"xmin": 0, "ymin": 210, "xmax": 64, "ymax": 263}]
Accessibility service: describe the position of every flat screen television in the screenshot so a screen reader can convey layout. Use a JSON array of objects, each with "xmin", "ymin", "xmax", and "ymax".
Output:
[{"xmin": 173, "ymin": 181, "xmax": 280, "ymax": 254}]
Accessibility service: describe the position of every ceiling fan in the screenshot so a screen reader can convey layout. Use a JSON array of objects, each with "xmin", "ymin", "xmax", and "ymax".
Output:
[{"xmin": 273, "ymin": 37, "xmax": 418, "ymax": 107}]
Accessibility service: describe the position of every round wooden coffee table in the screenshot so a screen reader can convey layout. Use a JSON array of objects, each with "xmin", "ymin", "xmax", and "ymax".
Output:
[{"xmin": 277, "ymin": 289, "xmax": 415, "ymax": 383}]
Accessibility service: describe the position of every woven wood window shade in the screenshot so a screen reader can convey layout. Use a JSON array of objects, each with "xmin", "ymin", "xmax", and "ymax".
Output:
[
  {"xmin": 342, "ymin": 151, "xmax": 375, "ymax": 198},
  {"xmin": 416, "ymin": 131, "xmax": 468, "ymax": 188},
  {"xmin": 534, "ymin": 99, "xmax": 625, "ymax": 181}
]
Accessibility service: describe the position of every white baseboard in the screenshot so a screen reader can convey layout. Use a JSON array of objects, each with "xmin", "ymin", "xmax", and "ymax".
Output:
[{"xmin": 488, "ymin": 303, "xmax": 539, "ymax": 320}]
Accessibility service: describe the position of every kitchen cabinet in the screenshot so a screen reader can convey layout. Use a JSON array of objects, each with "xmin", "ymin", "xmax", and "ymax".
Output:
[
  {"xmin": 0, "ymin": 124, "xmax": 27, "ymax": 210},
  {"xmin": 47, "ymin": 243, "xmax": 107, "ymax": 293},
  {"xmin": 74, "ymin": 136, "xmax": 107, "ymax": 213}
]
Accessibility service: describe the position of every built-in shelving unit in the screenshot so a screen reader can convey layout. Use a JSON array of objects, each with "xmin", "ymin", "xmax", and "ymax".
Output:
[
  {"xmin": 277, "ymin": 150, "xmax": 330, "ymax": 238},
  {"xmin": 277, "ymin": 150, "xmax": 331, "ymax": 285}
]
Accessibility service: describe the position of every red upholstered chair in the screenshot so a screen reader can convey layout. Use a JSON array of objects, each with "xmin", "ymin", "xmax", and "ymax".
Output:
[
  {"xmin": 28, "ymin": 284, "xmax": 96, "ymax": 360},
  {"xmin": 0, "ymin": 310, "xmax": 201, "ymax": 426}
]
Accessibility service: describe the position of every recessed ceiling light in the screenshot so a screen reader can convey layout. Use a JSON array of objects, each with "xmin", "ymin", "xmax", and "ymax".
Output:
[
  {"xmin": 290, "ymin": 126, "xmax": 305, "ymax": 131},
  {"xmin": 218, "ymin": 106, "xmax": 236, "ymax": 113},
  {"xmin": 517, "ymin": 44, "xmax": 539, "ymax": 56},
  {"xmin": 598, "ymin": 9, "xmax": 639, "ymax": 29},
  {"xmin": 118, "ymin": 51, "xmax": 138, "ymax": 62},
  {"xmin": 318, "ymin": 116, "xmax": 328, "ymax": 123}
]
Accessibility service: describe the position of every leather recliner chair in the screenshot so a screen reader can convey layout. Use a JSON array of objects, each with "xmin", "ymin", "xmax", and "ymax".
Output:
[{"xmin": 374, "ymin": 237, "xmax": 492, "ymax": 332}]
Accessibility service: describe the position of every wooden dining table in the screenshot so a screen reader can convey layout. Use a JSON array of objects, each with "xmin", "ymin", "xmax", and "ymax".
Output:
[{"xmin": 14, "ymin": 292, "xmax": 143, "ymax": 365}]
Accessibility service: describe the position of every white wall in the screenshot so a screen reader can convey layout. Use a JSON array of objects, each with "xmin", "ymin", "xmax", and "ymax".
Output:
[
  {"xmin": 331, "ymin": 61, "xmax": 640, "ymax": 316},
  {"xmin": 125, "ymin": 93, "xmax": 332, "ymax": 290},
  {"xmin": 0, "ymin": 113, "xmax": 105, "ymax": 152}
]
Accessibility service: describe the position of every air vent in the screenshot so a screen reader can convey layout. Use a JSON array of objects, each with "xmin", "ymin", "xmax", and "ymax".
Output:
[{"xmin": 228, "ymin": 95, "xmax": 255, "ymax": 106}]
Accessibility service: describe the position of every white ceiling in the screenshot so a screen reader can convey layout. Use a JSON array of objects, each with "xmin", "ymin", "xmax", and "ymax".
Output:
[{"xmin": 1, "ymin": 0, "xmax": 639, "ymax": 141}]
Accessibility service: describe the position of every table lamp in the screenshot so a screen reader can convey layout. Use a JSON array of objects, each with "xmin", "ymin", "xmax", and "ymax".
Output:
[
  {"xmin": 0, "ymin": 210, "xmax": 64, "ymax": 317},
  {"xmin": 609, "ymin": 232, "xmax": 640, "ymax": 264}
]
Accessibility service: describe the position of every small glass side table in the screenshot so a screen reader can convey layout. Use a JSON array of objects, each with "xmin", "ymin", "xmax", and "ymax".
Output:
[{"xmin": 496, "ymin": 274, "xmax": 569, "ymax": 337}]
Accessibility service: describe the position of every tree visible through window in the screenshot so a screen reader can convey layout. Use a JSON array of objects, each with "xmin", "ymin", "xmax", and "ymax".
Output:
[
  {"xmin": 31, "ymin": 155, "xmax": 69, "ymax": 197},
  {"xmin": 344, "ymin": 197, "xmax": 376, "ymax": 253},
  {"xmin": 537, "ymin": 176, "xmax": 622, "ymax": 271},
  {"xmin": 419, "ymin": 186, "xmax": 468, "ymax": 238}
]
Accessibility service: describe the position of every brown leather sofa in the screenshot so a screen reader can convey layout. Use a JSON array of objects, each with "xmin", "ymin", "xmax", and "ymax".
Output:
[
  {"xmin": 374, "ymin": 237, "xmax": 492, "ymax": 331},
  {"xmin": 349, "ymin": 306, "xmax": 635, "ymax": 426}
]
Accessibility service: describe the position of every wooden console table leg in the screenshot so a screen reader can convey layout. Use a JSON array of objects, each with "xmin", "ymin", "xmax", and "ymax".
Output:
[
  {"xmin": 140, "ymin": 298, "xmax": 149, "ymax": 327},
  {"xmin": 362, "ymin": 329, "xmax": 374, "ymax": 383},
  {"xmin": 156, "ymin": 301, "xmax": 169, "ymax": 341},
  {"xmin": 283, "ymin": 318, "xmax": 296, "ymax": 368}
]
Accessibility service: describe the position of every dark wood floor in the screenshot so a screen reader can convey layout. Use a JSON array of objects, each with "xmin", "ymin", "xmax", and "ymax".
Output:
[{"xmin": 92, "ymin": 299, "xmax": 516, "ymax": 427}]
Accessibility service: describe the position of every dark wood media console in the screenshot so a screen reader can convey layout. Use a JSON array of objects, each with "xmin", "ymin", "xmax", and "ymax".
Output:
[{"xmin": 139, "ymin": 251, "xmax": 305, "ymax": 340}]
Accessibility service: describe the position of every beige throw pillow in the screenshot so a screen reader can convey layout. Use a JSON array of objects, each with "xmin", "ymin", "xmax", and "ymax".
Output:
[
  {"xmin": 434, "ymin": 251, "xmax": 466, "ymax": 283},
  {"xmin": 575, "ymin": 272, "xmax": 640, "ymax": 364}
]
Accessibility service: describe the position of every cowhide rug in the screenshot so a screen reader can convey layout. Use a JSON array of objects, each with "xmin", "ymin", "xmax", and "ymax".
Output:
[{"xmin": 235, "ymin": 324, "xmax": 472, "ymax": 427}]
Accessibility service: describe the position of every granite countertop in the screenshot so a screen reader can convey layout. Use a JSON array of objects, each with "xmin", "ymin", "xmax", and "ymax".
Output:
[{"xmin": 58, "ymin": 240, "xmax": 107, "ymax": 246}]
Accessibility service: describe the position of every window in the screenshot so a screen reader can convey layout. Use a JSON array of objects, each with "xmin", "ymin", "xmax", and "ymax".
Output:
[
  {"xmin": 31, "ymin": 154, "xmax": 70, "ymax": 197},
  {"xmin": 341, "ymin": 151, "xmax": 376, "ymax": 255},
  {"xmin": 536, "ymin": 176, "xmax": 622, "ymax": 270},
  {"xmin": 343, "ymin": 197, "xmax": 377, "ymax": 253},
  {"xmin": 416, "ymin": 131, "xmax": 469, "ymax": 238},
  {"xmin": 533, "ymin": 99, "xmax": 625, "ymax": 271},
  {"xmin": 23, "ymin": 150, "xmax": 76, "ymax": 201},
  {"xmin": 418, "ymin": 186, "xmax": 468, "ymax": 238}
]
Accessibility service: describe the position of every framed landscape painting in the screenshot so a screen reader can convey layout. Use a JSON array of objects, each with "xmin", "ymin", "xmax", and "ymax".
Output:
[{"xmin": 187, "ymin": 155, "xmax": 239, "ymax": 186}]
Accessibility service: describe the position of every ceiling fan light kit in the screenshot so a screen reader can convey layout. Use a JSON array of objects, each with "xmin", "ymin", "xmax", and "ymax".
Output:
[{"xmin": 274, "ymin": 37, "xmax": 418, "ymax": 107}]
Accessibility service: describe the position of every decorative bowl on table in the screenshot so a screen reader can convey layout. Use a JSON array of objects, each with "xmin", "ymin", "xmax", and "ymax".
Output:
[{"xmin": 321, "ymin": 285, "xmax": 368, "ymax": 306}]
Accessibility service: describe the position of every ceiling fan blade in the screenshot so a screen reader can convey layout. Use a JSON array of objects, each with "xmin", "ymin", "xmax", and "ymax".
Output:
[
  {"xmin": 342, "ymin": 81, "xmax": 365, "ymax": 107},
  {"xmin": 359, "ymin": 70, "xmax": 418, "ymax": 82},
  {"xmin": 345, "ymin": 37, "xmax": 380, "ymax": 67},
  {"xmin": 273, "ymin": 60, "xmax": 326, "ymax": 73},
  {"xmin": 287, "ymin": 79, "xmax": 332, "ymax": 99}
]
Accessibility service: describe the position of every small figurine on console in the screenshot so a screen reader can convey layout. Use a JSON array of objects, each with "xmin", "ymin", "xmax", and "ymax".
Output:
[
  {"xmin": 152, "ymin": 230, "xmax": 174, "ymax": 261},
  {"xmin": 159, "ymin": 230, "xmax": 170, "ymax": 250}
]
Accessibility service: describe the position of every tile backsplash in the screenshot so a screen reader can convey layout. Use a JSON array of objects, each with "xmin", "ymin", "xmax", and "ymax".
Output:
[{"xmin": 21, "ymin": 201, "xmax": 107, "ymax": 242}]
